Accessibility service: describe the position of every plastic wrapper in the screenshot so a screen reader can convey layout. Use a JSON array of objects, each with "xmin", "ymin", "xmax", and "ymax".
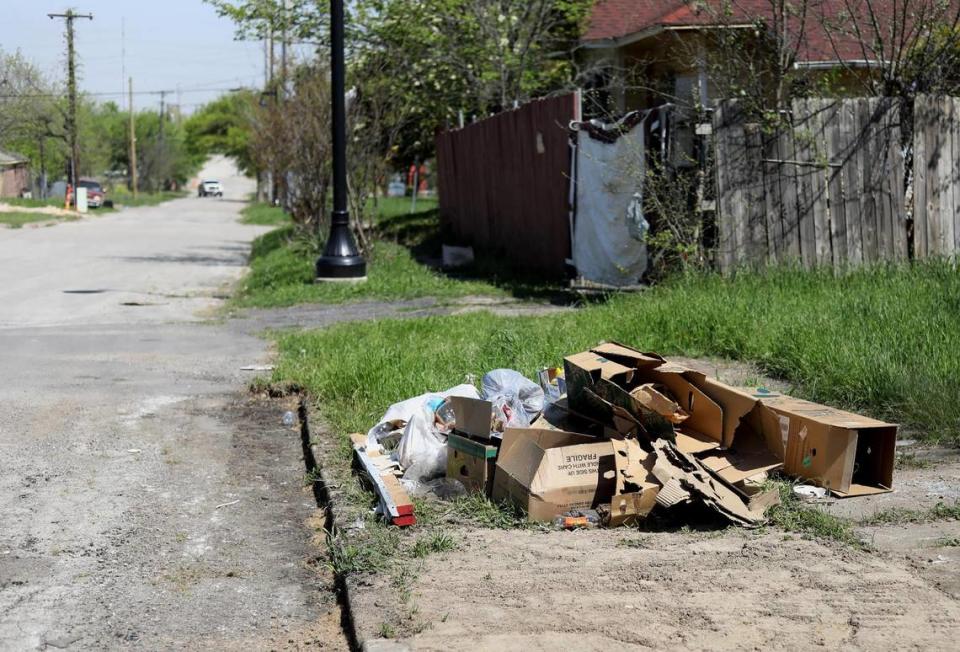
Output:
[{"xmin": 481, "ymin": 369, "xmax": 544, "ymax": 425}]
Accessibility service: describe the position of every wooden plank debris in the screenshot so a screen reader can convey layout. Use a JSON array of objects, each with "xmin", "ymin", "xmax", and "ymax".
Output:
[{"xmin": 349, "ymin": 432, "xmax": 416, "ymax": 527}]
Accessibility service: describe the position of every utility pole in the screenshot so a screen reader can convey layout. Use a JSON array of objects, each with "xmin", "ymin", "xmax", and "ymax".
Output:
[
  {"xmin": 128, "ymin": 77, "xmax": 138, "ymax": 199},
  {"xmin": 120, "ymin": 17, "xmax": 126, "ymax": 110},
  {"xmin": 158, "ymin": 90, "xmax": 167, "ymax": 144},
  {"xmin": 268, "ymin": 27, "xmax": 275, "ymax": 87},
  {"xmin": 280, "ymin": 0, "xmax": 287, "ymax": 101},
  {"xmin": 48, "ymin": 10, "xmax": 93, "ymax": 199}
]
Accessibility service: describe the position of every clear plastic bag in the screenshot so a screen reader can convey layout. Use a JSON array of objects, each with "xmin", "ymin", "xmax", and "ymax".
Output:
[{"xmin": 481, "ymin": 369, "xmax": 544, "ymax": 425}]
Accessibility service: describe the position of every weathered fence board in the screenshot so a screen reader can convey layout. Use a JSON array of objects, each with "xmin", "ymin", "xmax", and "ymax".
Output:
[
  {"xmin": 911, "ymin": 94, "xmax": 960, "ymax": 259},
  {"xmin": 436, "ymin": 94, "xmax": 577, "ymax": 276},
  {"xmin": 713, "ymin": 96, "xmax": 924, "ymax": 273}
]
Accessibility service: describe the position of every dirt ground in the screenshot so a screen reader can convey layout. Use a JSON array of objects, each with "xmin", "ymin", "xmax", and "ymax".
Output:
[
  {"xmin": 317, "ymin": 358, "xmax": 960, "ymax": 652},
  {"xmin": 355, "ymin": 525, "xmax": 960, "ymax": 651}
]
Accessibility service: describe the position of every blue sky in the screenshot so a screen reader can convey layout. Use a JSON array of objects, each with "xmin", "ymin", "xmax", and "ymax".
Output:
[{"xmin": 0, "ymin": 1, "xmax": 276, "ymax": 113}]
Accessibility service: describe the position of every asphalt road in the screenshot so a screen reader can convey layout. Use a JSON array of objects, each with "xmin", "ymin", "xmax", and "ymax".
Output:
[{"xmin": 0, "ymin": 158, "xmax": 344, "ymax": 650}]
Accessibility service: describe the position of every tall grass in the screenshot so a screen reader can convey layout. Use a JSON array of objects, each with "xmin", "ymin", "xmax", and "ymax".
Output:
[
  {"xmin": 240, "ymin": 202, "xmax": 289, "ymax": 226},
  {"xmin": 273, "ymin": 261, "xmax": 960, "ymax": 444}
]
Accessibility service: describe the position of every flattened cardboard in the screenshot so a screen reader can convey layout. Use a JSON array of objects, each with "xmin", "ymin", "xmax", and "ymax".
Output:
[
  {"xmin": 492, "ymin": 427, "xmax": 617, "ymax": 522},
  {"xmin": 650, "ymin": 439, "xmax": 765, "ymax": 526},
  {"xmin": 608, "ymin": 488, "xmax": 660, "ymax": 527},
  {"xmin": 605, "ymin": 438, "xmax": 660, "ymax": 526},
  {"xmin": 563, "ymin": 351, "xmax": 634, "ymax": 414},
  {"xmin": 630, "ymin": 384, "xmax": 688, "ymax": 424},
  {"xmin": 447, "ymin": 433, "xmax": 498, "ymax": 496},
  {"xmin": 589, "ymin": 379, "xmax": 675, "ymax": 438},
  {"xmin": 590, "ymin": 342, "xmax": 664, "ymax": 370},
  {"xmin": 642, "ymin": 367, "xmax": 724, "ymax": 443},
  {"xmin": 674, "ymin": 429, "xmax": 721, "ymax": 455},
  {"xmin": 581, "ymin": 342, "xmax": 729, "ymax": 445},
  {"xmin": 685, "ymin": 375, "xmax": 761, "ymax": 448},
  {"xmin": 610, "ymin": 438, "xmax": 659, "ymax": 494},
  {"xmin": 757, "ymin": 395, "xmax": 897, "ymax": 496},
  {"xmin": 530, "ymin": 399, "xmax": 605, "ymax": 438}
]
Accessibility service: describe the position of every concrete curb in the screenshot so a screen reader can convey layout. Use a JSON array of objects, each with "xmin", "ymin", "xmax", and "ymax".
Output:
[{"xmin": 298, "ymin": 397, "xmax": 411, "ymax": 652}]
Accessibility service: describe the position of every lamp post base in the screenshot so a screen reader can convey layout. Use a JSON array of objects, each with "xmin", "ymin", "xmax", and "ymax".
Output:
[
  {"xmin": 315, "ymin": 254, "xmax": 366, "ymax": 281},
  {"xmin": 315, "ymin": 218, "xmax": 367, "ymax": 281}
]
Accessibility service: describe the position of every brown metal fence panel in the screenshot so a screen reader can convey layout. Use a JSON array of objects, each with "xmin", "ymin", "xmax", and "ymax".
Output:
[
  {"xmin": 436, "ymin": 94, "xmax": 577, "ymax": 277},
  {"xmin": 714, "ymin": 97, "xmax": 911, "ymax": 274}
]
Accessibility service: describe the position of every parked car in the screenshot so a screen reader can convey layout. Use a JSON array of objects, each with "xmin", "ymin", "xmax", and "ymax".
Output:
[
  {"xmin": 75, "ymin": 178, "xmax": 105, "ymax": 208},
  {"xmin": 198, "ymin": 180, "xmax": 223, "ymax": 197}
]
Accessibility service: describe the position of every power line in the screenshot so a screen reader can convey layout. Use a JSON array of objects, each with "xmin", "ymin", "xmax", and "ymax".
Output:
[{"xmin": 0, "ymin": 86, "xmax": 246, "ymax": 99}]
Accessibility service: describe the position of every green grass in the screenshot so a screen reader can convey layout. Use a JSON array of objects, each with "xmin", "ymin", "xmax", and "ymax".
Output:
[
  {"xmin": 233, "ymin": 196, "xmax": 565, "ymax": 308},
  {"xmin": 0, "ymin": 211, "xmax": 69, "ymax": 228},
  {"xmin": 767, "ymin": 483, "xmax": 863, "ymax": 546},
  {"xmin": 859, "ymin": 501, "xmax": 960, "ymax": 526},
  {"xmin": 240, "ymin": 202, "xmax": 289, "ymax": 225},
  {"xmin": 1, "ymin": 197, "xmax": 63, "ymax": 209},
  {"xmin": 270, "ymin": 261, "xmax": 960, "ymax": 445},
  {"xmin": 109, "ymin": 189, "xmax": 187, "ymax": 207}
]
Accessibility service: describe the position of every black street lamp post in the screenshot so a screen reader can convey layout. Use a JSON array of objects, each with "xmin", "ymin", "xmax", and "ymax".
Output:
[{"xmin": 315, "ymin": 0, "xmax": 366, "ymax": 281}]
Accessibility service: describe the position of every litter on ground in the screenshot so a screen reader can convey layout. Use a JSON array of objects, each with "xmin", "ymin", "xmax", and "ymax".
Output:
[{"xmin": 348, "ymin": 341, "xmax": 898, "ymax": 529}]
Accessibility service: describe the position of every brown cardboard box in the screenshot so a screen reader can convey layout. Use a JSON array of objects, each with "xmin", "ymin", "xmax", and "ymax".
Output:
[
  {"xmin": 447, "ymin": 433, "xmax": 498, "ymax": 496},
  {"xmin": 450, "ymin": 395, "xmax": 494, "ymax": 440},
  {"xmin": 492, "ymin": 427, "xmax": 617, "ymax": 522},
  {"xmin": 755, "ymin": 394, "xmax": 897, "ymax": 496},
  {"xmin": 565, "ymin": 341, "xmax": 896, "ymax": 499}
]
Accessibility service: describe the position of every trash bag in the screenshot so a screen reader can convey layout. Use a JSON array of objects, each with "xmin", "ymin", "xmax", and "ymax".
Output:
[
  {"xmin": 481, "ymin": 369, "xmax": 544, "ymax": 425},
  {"xmin": 402, "ymin": 476, "xmax": 467, "ymax": 500},
  {"xmin": 366, "ymin": 383, "xmax": 480, "ymax": 451},
  {"xmin": 397, "ymin": 404, "xmax": 447, "ymax": 482}
]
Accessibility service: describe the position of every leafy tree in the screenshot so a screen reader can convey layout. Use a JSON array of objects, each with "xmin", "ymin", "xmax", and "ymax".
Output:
[{"xmin": 183, "ymin": 91, "xmax": 258, "ymax": 175}]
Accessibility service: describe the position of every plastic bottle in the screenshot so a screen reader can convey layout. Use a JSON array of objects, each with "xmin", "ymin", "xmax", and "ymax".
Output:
[
  {"xmin": 282, "ymin": 411, "xmax": 296, "ymax": 426},
  {"xmin": 554, "ymin": 509, "xmax": 601, "ymax": 529},
  {"xmin": 434, "ymin": 399, "xmax": 456, "ymax": 431}
]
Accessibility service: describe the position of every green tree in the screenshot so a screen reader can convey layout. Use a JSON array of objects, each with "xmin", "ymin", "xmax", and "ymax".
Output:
[{"xmin": 183, "ymin": 91, "xmax": 257, "ymax": 175}]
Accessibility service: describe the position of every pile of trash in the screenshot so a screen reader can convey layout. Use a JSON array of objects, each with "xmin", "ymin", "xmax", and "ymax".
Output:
[{"xmin": 351, "ymin": 341, "xmax": 898, "ymax": 528}]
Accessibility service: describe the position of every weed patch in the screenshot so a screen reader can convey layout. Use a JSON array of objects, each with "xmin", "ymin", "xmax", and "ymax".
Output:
[
  {"xmin": 411, "ymin": 531, "xmax": 457, "ymax": 558},
  {"xmin": 767, "ymin": 483, "xmax": 863, "ymax": 547},
  {"xmin": 861, "ymin": 501, "xmax": 960, "ymax": 526}
]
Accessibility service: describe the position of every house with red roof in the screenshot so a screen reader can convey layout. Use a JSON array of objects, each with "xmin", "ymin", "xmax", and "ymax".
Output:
[{"xmin": 581, "ymin": 1, "xmax": 886, "ymax": 113}]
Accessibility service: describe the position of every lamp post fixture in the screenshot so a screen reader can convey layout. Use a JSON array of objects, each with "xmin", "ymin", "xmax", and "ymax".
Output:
[{"xmin": 315, "ymin": 0, "xmax": 366, "ymax": 281}]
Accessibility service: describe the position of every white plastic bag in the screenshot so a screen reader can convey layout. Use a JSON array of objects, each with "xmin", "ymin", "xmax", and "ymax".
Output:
[
  {"xmin": 396, "ymin": 405, "xmax": 447, "ymax": 481},
  {"xmin": 366, "ymin": 383, "xmax": 479, "ymax": 451},
  {"xmin": 481, "ymin": 369, "xmax": 544, "ymax": 426},
  {"xmin": 368, "ymin": 383, "xmax": 481, "ymax": 482}
]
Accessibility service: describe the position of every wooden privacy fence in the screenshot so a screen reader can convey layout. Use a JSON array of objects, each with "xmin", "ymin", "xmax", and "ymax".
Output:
[
  {"xmin": 913, "ymin": 95, "xmax": 960, "ymax": 258},
  {"xmin": 436, "ymin": 94, "xmax": 577, "ymax": 277},
  {"xmin": 714, "ymin": 97, "xmax": 910, "ymax": 273}
]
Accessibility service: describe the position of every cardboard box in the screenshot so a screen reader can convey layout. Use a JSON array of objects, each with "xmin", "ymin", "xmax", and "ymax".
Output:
[
  {"xmin": 564, "ymin": 343, "xmax": 746, "ymax": 449},
  {"xmin": 447, "ymin": 433, "xmax": 498, "ymax": 496},
  {"xmin": 492, "ymin": 427, "xmax": 617, "ymax": 522},
  {"xmin": 755, "ymin": 394, "xmax": 897, "ymax": 496},
  {"xmin": 565, "ymin": 341, "xmax": 896, "ymax": 500},
  {"xmin": 450, "ymin": 395, "xmax": 494, "ymax": 440}
]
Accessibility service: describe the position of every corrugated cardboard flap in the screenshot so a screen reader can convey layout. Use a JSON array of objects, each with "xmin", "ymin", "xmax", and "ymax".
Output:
[{"xmin": 590, "ymin": 342, "xmax": 665, "ymax": 370}]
